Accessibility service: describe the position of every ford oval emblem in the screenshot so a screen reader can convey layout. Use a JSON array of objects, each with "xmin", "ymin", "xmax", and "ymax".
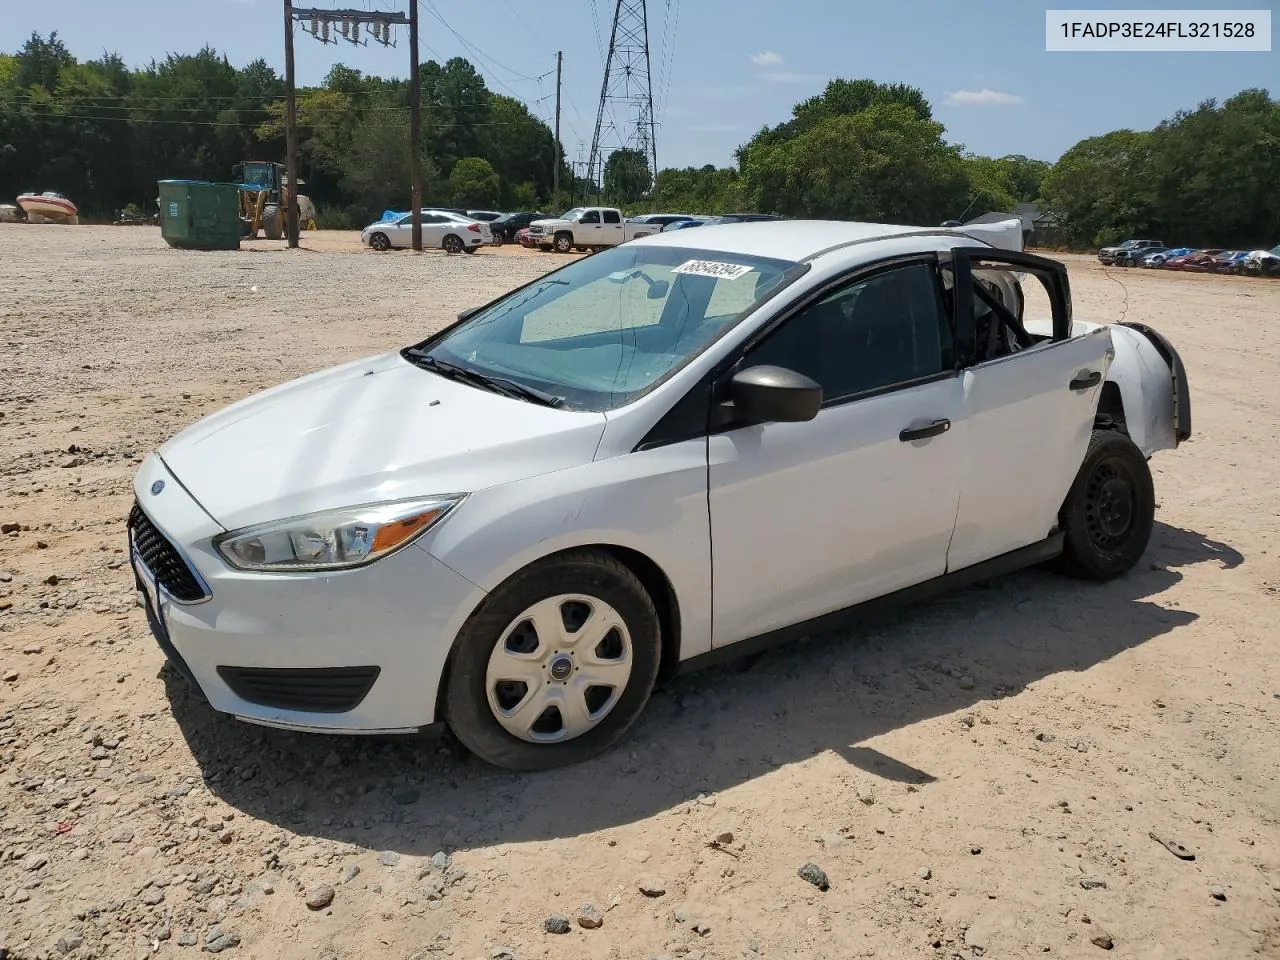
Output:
[{"xmin": 150, "ymin": 480, "xmax": 165, "ymax": 496}]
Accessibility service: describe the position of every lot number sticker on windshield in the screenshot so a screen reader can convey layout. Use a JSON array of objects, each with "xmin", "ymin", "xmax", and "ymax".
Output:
[{"xmin": 673, "ymin": 259, "xmax": 753, "ymax": 280}]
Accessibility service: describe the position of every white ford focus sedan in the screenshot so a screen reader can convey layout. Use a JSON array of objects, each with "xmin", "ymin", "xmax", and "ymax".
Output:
[{"xmin": 129, "ymin": 219, "xmax": 1190, "ymax": 770}]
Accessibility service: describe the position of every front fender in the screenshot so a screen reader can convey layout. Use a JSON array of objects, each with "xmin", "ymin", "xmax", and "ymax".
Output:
[{"xmin": 1105, "ymin": 322, "xmax": 1191, "ymax": 456}]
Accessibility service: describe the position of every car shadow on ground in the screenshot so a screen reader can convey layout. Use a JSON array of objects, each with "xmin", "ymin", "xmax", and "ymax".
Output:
[{"xmin": 163, "ymin": 521, "xmax": 1241, "ymax": 855}]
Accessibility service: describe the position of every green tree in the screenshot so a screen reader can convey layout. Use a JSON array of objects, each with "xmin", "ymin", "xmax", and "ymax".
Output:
[
  {"xmin": 1040, "ymin": 130, "xmax": 1155, "ymax": 246},
  {"xmin": 447, "ymin": 156, "xmax": 500, "ymax": 207},
  {"xmin": 740, "ymin": 103, "xmax": 969, "ymax": 223},
  {"xmin": 603, "ymin": 147, "xmax": 651, "ymax": 204}
]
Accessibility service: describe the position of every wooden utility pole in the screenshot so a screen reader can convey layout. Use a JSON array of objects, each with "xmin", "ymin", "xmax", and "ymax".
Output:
[
  {"xmin": 283, "ymin": 0, "xmax": 300, "ymax": 248},
  {"xmin": 552, "ymin": 51, "xmax": 562, "ymax": 205},
  {"xmin": 409, "ymin": 0, "xmax": 423, "ymax": 251}
]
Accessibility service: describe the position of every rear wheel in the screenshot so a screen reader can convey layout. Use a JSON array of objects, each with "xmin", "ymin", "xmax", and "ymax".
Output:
[
  {"xmin": 1057, "ymin": 429, "xmax": 1155, "ymax": 580},
  {"xmin": 369, "ymin": 232, "xmax": 390, "ymax": 251},
  {"xmin": 443, "ymin": 549, "xmax": 661, "ymax": 771},
  {"xmin": 442, "ymin": 234, "xmax": 464, "ymax": 254}
]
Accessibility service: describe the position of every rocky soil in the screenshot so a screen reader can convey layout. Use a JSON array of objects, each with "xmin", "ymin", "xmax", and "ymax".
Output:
[{"xmin": 2, "ymin": 225, "xmax": 1279, "ymax": 960}]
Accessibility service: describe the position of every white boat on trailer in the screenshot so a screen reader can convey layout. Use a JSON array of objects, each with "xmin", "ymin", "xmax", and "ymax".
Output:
[{"xmin": 16, "ymin": 191, "xmax": 79, "ymax": 224}]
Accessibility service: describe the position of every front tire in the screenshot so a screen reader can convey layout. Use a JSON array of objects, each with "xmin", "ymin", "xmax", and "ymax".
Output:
[
  {"xmin": 369, "ymin": 232, "xmax": 390, "ymax": 251},
  {"xmin": 553, "ymin": 232, "xmax": 573, "ymax": 253},
  {"xmin": 443, "ymin": 549, "xmax": 661, "ymax": 771},
  {"xmin": 1057, "ymin": 429, "xmax": 1155, "ymax": 580},
  {"xmin": 262, "ymin": 205, "xmax": 283, "ymax": 241}
]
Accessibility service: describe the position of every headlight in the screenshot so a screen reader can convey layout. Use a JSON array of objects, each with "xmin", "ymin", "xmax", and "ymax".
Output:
[{"xmin": 213, "ymin": 496, "xmax": 463, "ymax": 572}]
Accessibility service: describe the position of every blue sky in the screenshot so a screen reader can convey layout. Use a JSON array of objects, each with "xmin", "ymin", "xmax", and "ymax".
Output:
[{"xmin": 4, "ymin": 0, "xmax": 1276, "ymax": 168}]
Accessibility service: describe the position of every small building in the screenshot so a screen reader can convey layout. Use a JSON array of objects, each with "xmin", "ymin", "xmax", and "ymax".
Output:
[{"xmin": 967, "ymin": 202, "xmax": 1062, "ymax": 248}]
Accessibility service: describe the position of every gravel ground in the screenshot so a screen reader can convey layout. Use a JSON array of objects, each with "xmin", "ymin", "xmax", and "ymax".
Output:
[{"xmin": 2, "ymin": 224, "xmax": 1279, "ymax": 960}]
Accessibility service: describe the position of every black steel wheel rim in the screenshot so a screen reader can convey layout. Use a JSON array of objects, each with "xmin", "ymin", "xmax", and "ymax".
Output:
[{"xmin": 1084, "ymin": 458, "xmax": 1135, "ymax": 553}]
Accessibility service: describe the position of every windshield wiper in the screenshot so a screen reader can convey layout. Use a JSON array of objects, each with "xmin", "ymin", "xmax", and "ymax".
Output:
[{"xmin": 406, "ymin": 351, "xmax": 564, "ymax": 408}]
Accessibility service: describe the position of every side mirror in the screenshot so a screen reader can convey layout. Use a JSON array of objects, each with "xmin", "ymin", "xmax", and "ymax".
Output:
[
  {"xmin": 457, "ymin": 306, "xmax": 482, "ymax": 321},
  {"xmin": 646, "ymin": 279, "xmax": 670, "ymax": 299},
  {"xmin": 730, "ymin": 365, "xmax": 822, "ymax": 423}
]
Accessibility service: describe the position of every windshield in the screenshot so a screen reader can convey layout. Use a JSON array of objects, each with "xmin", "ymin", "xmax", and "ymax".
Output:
[
  {"xmin": 558, "ymin": 208, "xmax": 584, "ymax": 221},
  {"xmin": 407, "ymin": 245, "xmax": 806, "ymax": 412}
]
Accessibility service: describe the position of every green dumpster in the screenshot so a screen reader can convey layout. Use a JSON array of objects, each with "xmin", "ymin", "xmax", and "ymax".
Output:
[{"xmin": 157, "ymin": 180, "xmax": 241, "ymax": 250}]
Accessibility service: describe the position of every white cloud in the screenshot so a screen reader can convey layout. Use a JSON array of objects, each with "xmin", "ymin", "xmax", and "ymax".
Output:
[
  {"xmin": 945, "ymin": 88, "xmax": 1025, "ymax": 107},
  {"xmin": 750, "ymin": 51, "xmax": 784, "ymax": 67}
]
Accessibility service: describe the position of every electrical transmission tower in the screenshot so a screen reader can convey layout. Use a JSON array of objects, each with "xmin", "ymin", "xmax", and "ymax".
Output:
[{"xmin": 587, "ymin": 0, "xmax": 657, "ymax": 199}]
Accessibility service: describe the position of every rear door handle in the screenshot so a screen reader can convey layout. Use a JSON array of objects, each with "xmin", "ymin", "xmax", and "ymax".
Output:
[
  {"xmin": 899, "ymin": 419, "xmax": 951, "ymax": 442},
  {"xmin": 1070, "ymin": 371, "xmax": 1102, "ymax": 391}
]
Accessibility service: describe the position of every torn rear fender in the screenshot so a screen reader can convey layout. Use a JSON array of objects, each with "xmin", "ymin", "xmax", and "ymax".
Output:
[{"xmin": 1106, "ymin": 322, "xmax": 1191, "ymax": 456}]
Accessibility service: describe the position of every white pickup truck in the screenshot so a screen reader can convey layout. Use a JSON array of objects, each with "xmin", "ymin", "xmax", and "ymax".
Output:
[{"xmin": 528, "ymin": 206, "xmax": 638, "ymax": 253}]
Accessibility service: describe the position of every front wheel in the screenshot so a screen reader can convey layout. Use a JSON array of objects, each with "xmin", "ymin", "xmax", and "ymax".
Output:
[
  {"xmin": 553, "ymin": 232, "xmax": 574, "ymax": 253},
  {"xmin": 443, "ymin": 549, "xmax": 661, "ymax": 771},
  {"xmin": 369, "ymin": 232, "xmax": 390, "ymax": 251},
  {"xmin": 1056, "ymin": 429, "xmax": 1155, "ymax": 580},
  {"xmin": 442, "ymin": 234, "xmax": 464, "ymax": 254}
]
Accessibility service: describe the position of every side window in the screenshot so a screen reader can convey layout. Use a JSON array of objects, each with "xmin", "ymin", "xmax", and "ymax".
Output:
[
  {"xmin": 580, "ymin": 210, "xmax": 601, "ymax": 224},
  {"xmin": 744, "ymin": 262, "xmax": 953, "ymax": 403},
  {"xmin": 603, "ymin": 209, "xmax": 621, "ymax": 224}
]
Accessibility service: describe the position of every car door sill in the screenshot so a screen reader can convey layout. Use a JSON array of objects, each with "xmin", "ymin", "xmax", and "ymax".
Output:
[{"xmin": 679, "ymin": 532, "xmax": 1064, "ymax": 676}]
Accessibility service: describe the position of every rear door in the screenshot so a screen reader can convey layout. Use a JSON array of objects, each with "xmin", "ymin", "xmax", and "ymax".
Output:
[
  {"xmin": 601, "ymin": 209, "xmax": 625, "ymax": 245},
  {"xmin": 943, "ymin": 249, "xmax": 1114, "ymax": 571}
]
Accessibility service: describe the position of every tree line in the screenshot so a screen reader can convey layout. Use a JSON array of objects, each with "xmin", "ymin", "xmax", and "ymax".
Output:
[{"xmin": 2, "ymin": 33, "xmax": 1276, "ymax": 248}]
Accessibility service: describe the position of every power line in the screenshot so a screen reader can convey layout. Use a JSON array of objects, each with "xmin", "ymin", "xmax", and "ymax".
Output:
[
  {"xmin": 422, "ymin": 3, "xmax": 550, "ymax": 84},
  {"xmin": 658, "ymin": 0, "xmax": 681, "ymax": 125}
]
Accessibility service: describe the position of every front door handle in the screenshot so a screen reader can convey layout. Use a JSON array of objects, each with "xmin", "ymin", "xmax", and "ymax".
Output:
[
  {"xmin": 899, "ymin": 419, "xmax": 951, "ymax": 442},
  {"xmin": 1070, "ymin": 371, "xmax": 1102, "ymax": 391}
]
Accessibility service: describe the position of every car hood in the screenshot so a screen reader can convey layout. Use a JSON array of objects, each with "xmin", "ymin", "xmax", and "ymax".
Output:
[
  {"xmin": 158, "ymin": 351, "xmax": 607, "ymax": 531},
  {"xmin": 530, "ymin": 218, "xmax": 573, "ymax": 229}
]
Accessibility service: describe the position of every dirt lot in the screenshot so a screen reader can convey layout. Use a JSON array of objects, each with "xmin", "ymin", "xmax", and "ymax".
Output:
[{"xmin": 2, "ymin": 225, "xmax": 1279, "ymax": 960}]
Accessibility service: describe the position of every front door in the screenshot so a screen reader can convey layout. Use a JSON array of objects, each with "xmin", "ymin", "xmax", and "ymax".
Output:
[
  {"xmin": 943, "ymin": 249, "xmax": 1114, "ymax": 571},
  {"xmin": 708, "ymin": 259, "xmax": 968, "ymax": 647}
]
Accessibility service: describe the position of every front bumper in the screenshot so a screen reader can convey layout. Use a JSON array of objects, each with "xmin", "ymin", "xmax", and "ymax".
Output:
[{"xmin": 130, "ymin": 455, "xmax": 486, "ymax": 732}]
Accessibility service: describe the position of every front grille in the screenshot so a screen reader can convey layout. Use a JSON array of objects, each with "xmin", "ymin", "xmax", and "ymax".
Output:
[
  {"xmin": 217, "ymin": 666, "xmax": 381, "ymax": 713},
  {"xmin": 529, "ymin": 225, "xmax": 544, "ymax": 235},
  {"xmin": 129, "ymin": 502, "xmax": 209, "ymax": 602}
]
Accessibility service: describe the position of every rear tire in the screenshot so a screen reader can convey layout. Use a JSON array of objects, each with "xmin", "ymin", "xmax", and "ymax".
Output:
[
  {"xmin": 443, "ymin": 549, "xmax": 661, "ymax": 771},
  {"xmin": 1056, "ymin": 429, "xmax": 1155, "ymax": 581},
  {"xmin": 262, "ymin": 205, "xmax": 283, "ymax": 241},
  {"xmin": 442, "ymin": 234, "xmax": 464, "ymax": 254}
]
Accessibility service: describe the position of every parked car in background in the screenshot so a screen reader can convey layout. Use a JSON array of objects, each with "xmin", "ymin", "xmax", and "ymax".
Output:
[
  {"xmin": 128, "ymin": 218, "xmax": 1191, "ymax": 770},
  {"xmin": 528, "ymin": 207, "xmax": 629, "ymax": 252},
  {"xmin": 1243, "ymin": 246, "xmax": 1280, "ymax": 277},
  {"xmin": 704, "ymin": 213, "xmax": 783, "ymax": 225},
  {"xmin": 493, "ymin": 212, "xmax": 549, "ymax": 244},
  {"xmin": 1114, "ymin": 244, "xmax": 1165, "ymax": 267},
  {"xmin": 361, "ymin": 209, "xmax": 492, "ymax": 253},
  {"xmin": 1142, "ymin": 246, "xmax": 1193, "ymax": 267},
  {"xmin": 466, "ymin": 210, "xmax": 504, "ymax": 222},
  {"xmin": 1209, "ymin": 250, "xmax": 1250, "ymax": 273},
  {"xmin": 1098, "ymin": 239, "xmax": 1163, "ymax": 265},
  {"xmin": 662, "ymin": 217, "xmax": 712, "ymax": 231},
  {"xmin": 515, "ymin": 227, "xmax": 535, "ymax": 248},
  {"xmin": 1165, "ymin": 249, "xmax": 1224, "ymax": 272},
  {"xmin": 624, "ymin": 213, "xmax": 697, "ymax": 239}
]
